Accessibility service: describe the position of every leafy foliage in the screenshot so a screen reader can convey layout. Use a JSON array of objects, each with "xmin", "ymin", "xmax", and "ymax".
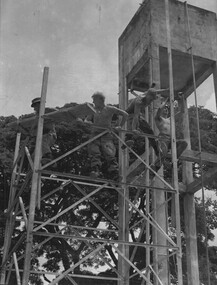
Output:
[{"xmin": 0, "ymin": 105, "xmax": 217, "ymax": 284}]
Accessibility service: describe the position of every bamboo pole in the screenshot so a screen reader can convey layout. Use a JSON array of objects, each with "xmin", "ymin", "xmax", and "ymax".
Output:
[
  {"xmin": 33, "ymin": 183, "xmax": 107, "ymax": 232},
  {"xmin": 22, "ymin": 67, "xmax": 49, "ymax": 285},
  {"xmin": 111, "ymin": 245, "xmax": 153, "ymax": 285},
  {"xmin": 19, "ymin": 197, "xmax": 28, "ymax": 229},
  {"xmin": 41, "ymin": 129, "xmax": 108, "ymax": 170},
  {"xmin": 164, "ymin": 0, "xmax": 183, "ymax": 283},
  {"xmin": 24, "ymin": 146, "xmax": 34, "ymax": 170},
  {"xmin": 114, "ymin": 187, "xmax": 177, "ymax": 247},
  {"xmin": 72, "ymin": 181, "xmax": 120, "ymax": 229},
  {"xmin": 113, "ymin": 133, "xmax": 175, "ymax": 191},
  {"xmin": 0, "ymin": 133, "xmax": 21, "ymax": 284},
  {"xmin": 13, "ymin": 253, "xmax": 21, "ymax": 285},
  {"xmin": 33, "ymin": 231, "xmax": 178, "ymax": 250},
  {"xmin": 49, "ymin": 244, "xmax": 106, "ymax": 285},
  {"xmin": 40, "ymin": 170, "xmax": 175, "ymax": 192},
  {"xmin": 145, "ymin": 75, "xmax": 150, "ymax": 283},
  {"xmin": 66, "ymin": 275, "xmax": 78, "ymax": 285},
  {"xmin": 181, "ymin": 96, "xmax": 200, "ymax": 284}
]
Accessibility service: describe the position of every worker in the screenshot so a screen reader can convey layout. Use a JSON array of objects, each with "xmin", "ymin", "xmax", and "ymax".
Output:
[
  {"xmin": 150, "ymin": 98, "xmax": 188, "ymax": 177},
  {"xmin": 125, "ymin": 83, "xmax": 169, "ymax": 156},
  {"xmin": 29, "ymin": 97, "xmax": 57, "ymax": 165},
  {"xmin": 126, "ymin": 83, "xmax": 169, "ymax": 132},
  {"xmin": 85, "ymin": 92, "xmax": 128, "ymax": 180}
]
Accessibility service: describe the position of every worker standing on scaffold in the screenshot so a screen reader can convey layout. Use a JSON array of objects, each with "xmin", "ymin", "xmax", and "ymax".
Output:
[
  {"xmin": 29, "ymin": 97, "xmax": 57, "ymax": 165},
  {"xmin": 85, "ymin": 92, "xmax": 128, "ymax": 180},
  {"xmin": 125, "ymin": 82, "xmax": 169, "ymax": 156},
  {"xmin": 150, "ymin": 98, "xmax": 188, "ymax": 177}
]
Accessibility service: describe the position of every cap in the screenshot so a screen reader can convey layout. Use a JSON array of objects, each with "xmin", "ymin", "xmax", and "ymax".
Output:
[
  {"xmin": 92, "ymin": 92, "xmax": 105, "ymax": 100},
  {"xmin": 31, "ymin": 97, "xmax": 41, "ymax": 107}
]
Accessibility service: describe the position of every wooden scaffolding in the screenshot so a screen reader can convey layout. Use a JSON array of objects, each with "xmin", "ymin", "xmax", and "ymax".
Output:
[{"xmin": 1, "ymin": 1, "xmax": 217, "ymax": 285}]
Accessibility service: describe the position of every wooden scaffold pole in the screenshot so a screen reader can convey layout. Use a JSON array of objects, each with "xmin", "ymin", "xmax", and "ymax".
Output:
[
  {"xmin": 164, "ymin": 0, "xmax": 183, "ymax": 283},
  {"xmin": 0, "ymin": 133, "xmax": 21, "ymax": 284},
  {"xmin": 118, "ymin": 41, "xmax": 129, "ymax": 285},
  {"xmin": 22, "ymin": 67, "xmax": 49, "ymax": 285}
]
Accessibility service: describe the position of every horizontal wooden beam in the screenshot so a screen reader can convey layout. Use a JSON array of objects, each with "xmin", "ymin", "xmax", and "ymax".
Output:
[
  {"xmin": 179, "ymin": 149, "xmax": 217, "ymax": 165},
  {"xmin": 8, "ymin": 103, "xmax": 95, "ymax": 128},
  {"xmin": 187, "ymin": 167, "xmax": 217, "ymax": 194},
  {"xmin": 34, "ymin": 231, "xmax": 178, "ymax": 249}
]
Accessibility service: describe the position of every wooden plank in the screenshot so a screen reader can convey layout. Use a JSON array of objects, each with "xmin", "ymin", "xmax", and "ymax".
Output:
[
  {"xmin": 44, "ymin": 102, "xmax": 96, "ymax": 121},
  {"xmin": 8, "ymin": 103, "xmax": 95, "ymax": 129},
  {"xmin": 179, "ymin": 149, "xmax": 217, "ymax": 165},
  {"xmin": 187, "ymin": 167, "xmax": 217, "ymax": 194}
]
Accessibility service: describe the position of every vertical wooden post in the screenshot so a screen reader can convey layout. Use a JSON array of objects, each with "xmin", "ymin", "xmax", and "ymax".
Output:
[
  {"xmin": 145, "ymin": 60, "xmax": 150, "ymax": 281},
  {"xmin": 22, "ymin": 67, "xmax": 49, "ymax": 285},
  {"xmin": 150, "ymin": 49, "xmax": 169, "ymax": 284},
  {"xmin": 181, "ymin": 97, "xmax": 200, "ymax": 285},
  {"xmin": 118, "ymin": 43, "xmax": 129, "ymax": 285},
  {"xmin": 0, "ymin": 133, "xmax": 21, "ymax": 284},
  {"xmin": 13, "ymin": 253, "xmax": 21, "ymax": 285},
  {"xmin": 164, "ymin": 0, "xmax": 183, "ymax": 283}
]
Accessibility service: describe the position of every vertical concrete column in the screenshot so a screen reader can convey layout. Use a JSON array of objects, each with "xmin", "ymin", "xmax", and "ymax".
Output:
[
  {"xmin": 181, "ymin": 97, "xmax": 200, "ymax": 285},
  {"xmin": 150, "ymin": 45, "xmax": 169, "ymax": 285},
  {"xmin": 213, "ymin": 62, "xmax": 217, "ymax": 111}
]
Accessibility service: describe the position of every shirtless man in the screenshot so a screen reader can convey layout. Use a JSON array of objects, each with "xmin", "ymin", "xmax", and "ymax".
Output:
[
  {"xmin": 86, "ymin": 92, "xmax": 128, "ymax": 179},
  {"xmin": 150, "ymin": 98, "xmax": 187, "ymax": 176},
  {"xmin": 125, "ymin": 83, "xmax": 169, "ymax": 156}
]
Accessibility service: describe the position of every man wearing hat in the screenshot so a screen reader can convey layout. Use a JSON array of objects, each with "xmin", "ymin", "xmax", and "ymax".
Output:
[
  {"xmin": 29, "ymin": 97, "xmax": 57, "ymax": 164},
  {"xmin": 86, "ymin": 92, "xmax": 128, "ymax": 180}
]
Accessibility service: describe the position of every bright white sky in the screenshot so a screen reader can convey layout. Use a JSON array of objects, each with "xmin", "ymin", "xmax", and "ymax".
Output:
[{"xmin": 0, "ymin": 0, "xmax": 217, "ymax": 117}]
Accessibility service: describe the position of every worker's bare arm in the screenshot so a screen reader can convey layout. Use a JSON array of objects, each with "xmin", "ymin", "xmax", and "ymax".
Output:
[
  {"xmin": 112, "ymin": 107, "xmax": 129, "ymax": 128},
  {"xmin": 130, "ymin": 90, "xmax": 139, "ymax": 98},
  {"xmin": 155, "ymin": 98, "xmax": 169, "ymax": 121},
  {"xmin": 156, "ymin": 88, "xmax": 169, "ymax": 92},
  {"xmin": 156, "ymin": 88, "xmax": 169, "ymax": 98}
]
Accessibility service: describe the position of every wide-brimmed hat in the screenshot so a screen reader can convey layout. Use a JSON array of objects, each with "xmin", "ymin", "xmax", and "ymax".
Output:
[{"xmin": 31, "ymin": 97, "xmax": 41, "ymax": 107}]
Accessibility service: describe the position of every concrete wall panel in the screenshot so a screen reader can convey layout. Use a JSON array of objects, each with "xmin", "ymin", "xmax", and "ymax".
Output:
[
  {"xmin": 151, "ymin": 0, "xmax": 217, "ymax": 60},
  {"xmin": 119, "ymin": 1, "xmax": 151, "ymax": 76}
]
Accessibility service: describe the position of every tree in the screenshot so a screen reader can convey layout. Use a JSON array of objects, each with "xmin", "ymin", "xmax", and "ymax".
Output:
[{"xmin": 0, "ymin": 104, "xmax": 217, "ymax": 284}]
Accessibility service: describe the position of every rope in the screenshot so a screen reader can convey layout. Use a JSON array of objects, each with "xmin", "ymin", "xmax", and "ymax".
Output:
[{"xmin": 185, "ymin": 2, "xmax": 211, "ymax": 284}]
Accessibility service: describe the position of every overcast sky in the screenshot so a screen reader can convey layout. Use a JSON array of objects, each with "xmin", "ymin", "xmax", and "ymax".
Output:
[{"xmin": 0, "ymin": 0, "xmax": 217, "ymax": 117}]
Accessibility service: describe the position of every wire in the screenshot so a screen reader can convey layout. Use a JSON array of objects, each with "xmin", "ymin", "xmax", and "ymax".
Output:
[{"xmin": 185, "ymin": 2, "xmax": 211, "ymax": 285}]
